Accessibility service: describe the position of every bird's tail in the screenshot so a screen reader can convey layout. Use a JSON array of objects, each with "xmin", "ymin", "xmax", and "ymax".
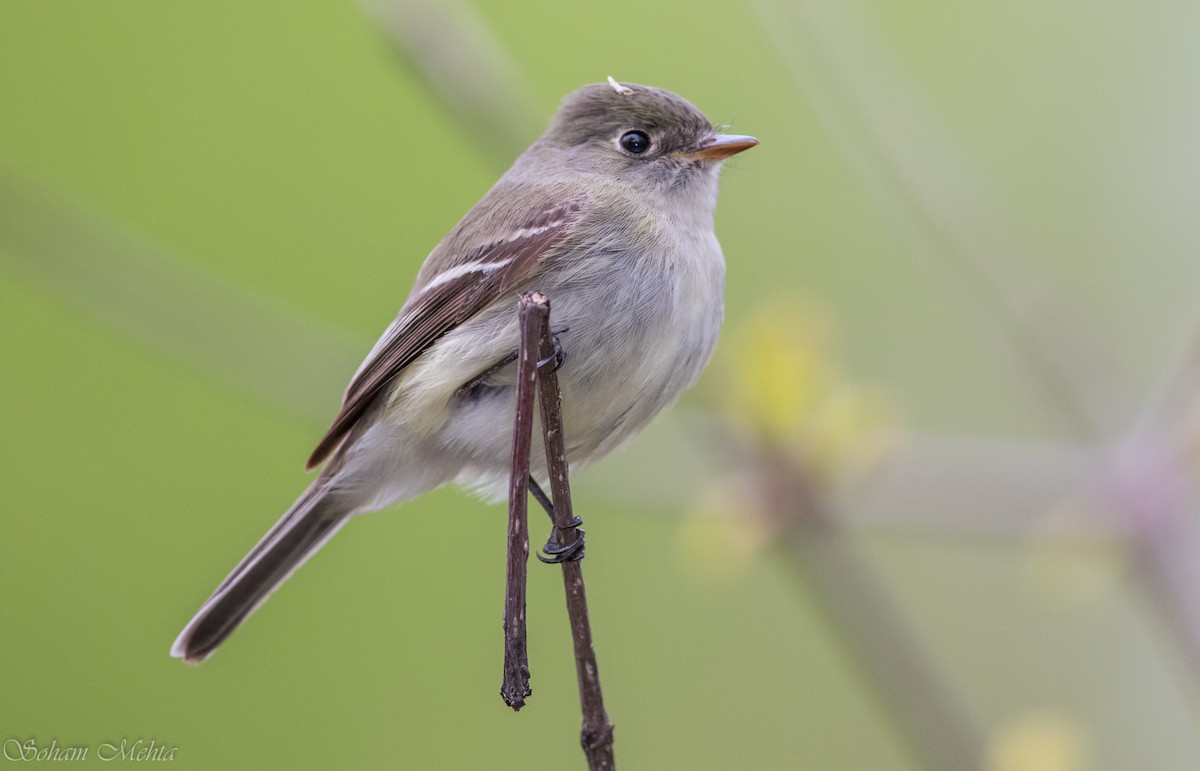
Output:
[{"xmin": 171, "ymin": 479, "xmax": 350, "ymax": 663}]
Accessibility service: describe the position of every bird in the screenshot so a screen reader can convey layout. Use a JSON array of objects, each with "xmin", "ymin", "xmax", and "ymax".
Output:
[{"xmin": 171, "ymin": 78, "xmax": 757, "ymax": 663}]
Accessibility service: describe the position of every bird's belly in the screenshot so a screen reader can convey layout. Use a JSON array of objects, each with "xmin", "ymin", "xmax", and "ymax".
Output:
[
  {"xmin": 558, "ymin": 300, "xmax": 719, "ymax": 459},
  {"xmin": 439, "ymin": 238, "xmax": 724, "ymax": 498}
]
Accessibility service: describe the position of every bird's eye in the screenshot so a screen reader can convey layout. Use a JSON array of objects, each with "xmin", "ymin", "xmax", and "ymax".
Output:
[{"xmin": 619, "ymin": 130, "xmax": 651, "ymax": 155}]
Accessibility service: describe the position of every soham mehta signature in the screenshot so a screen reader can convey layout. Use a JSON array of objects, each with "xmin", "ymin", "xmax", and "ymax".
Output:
[{"xmin": 4, "ymin": 738, "xmax": 178, "ymax": 762}]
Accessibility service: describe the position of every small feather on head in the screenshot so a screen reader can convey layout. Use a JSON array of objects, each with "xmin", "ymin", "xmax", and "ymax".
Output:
[{"xmin": 606, "ymin": 76, "xmax": 634, "ymax": 96}]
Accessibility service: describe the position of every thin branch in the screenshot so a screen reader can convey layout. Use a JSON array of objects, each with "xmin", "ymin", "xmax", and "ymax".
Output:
[
  {"xmin": 527, "ymin": 291, "xmax": 616, "ymax": 770},
  {"xmin": 499, "ymin": 295, "xmax": 542, "ymax": 709}
]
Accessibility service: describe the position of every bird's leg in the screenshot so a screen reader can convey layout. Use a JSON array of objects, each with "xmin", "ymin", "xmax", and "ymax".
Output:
[
  {"xmin": 456, "ymin": 351, "xmax": 517, "ymax": 399},
  {"xmin": 530, "ymin": 326, "xmax": 581, "ymax": 562},
  {"xmin": 457, "ymin": 326, "xmax": 569, "ymax": 399},
  {"xmin": 536, "ymin": 325, "xmax": 569, "ymax": 373},
  {"xmin": 529, "ymin": 475, "xmax": 584, "ymax": 564}
]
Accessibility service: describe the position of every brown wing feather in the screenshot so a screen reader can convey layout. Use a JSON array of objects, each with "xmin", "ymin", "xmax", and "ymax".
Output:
[{"xmin": 305, "ymin": 201, "xmax": 582, "ymax": 470}]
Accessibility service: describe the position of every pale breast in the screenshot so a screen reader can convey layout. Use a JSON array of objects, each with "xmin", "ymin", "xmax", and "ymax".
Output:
[{"xmin": 436, "ymin": 184, "xmax": 728, "ymax": 495}]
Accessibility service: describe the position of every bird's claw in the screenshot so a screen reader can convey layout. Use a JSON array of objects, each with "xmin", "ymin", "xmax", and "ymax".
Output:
[{"xmin": 536, "ymin": 516, "xmax": 584, "ymax": 563}]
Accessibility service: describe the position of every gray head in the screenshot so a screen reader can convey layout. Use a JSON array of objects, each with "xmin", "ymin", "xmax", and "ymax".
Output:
[{"xmin": 537, "ymin": 79, "xmax": 757, "ymax": 190}]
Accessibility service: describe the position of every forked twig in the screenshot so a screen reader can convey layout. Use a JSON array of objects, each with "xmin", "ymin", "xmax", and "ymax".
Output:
[{"xmin": 501, "ymin": 291, "xmax": 616, "ymax": 769}]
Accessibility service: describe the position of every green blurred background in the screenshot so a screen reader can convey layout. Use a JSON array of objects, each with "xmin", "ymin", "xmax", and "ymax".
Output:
[{"xmin": 4, "ymin": 1, "xmax": 1200, "ymax": 769}]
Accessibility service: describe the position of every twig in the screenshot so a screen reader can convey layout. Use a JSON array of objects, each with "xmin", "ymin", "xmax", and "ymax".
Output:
[
  {"xmin": 528, "ymin": 292, "xmax": 616, "ymax": 770},
  {"xmin": 499, "ymin": 295, "xmax": 541, "ymax": 709}
]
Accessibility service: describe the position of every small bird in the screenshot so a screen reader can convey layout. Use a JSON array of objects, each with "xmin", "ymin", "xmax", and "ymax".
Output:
[{"xmin": 171, "ymin": 78, "xmax": 757, "ymax": 663}]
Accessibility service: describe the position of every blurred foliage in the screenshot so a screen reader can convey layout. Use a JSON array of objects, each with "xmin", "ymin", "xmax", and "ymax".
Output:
[
  {"xmin": 985, "ymin": 711, "xmax": 1088, "ymax": 771},
  {"xmin": 4, "ymin": 1, "xmax": 1200, "ymax": 770},
  {"xmin": 682, "ymin": 301, "xmax": 894, "ymax": 575},
  {"xmin": 719, "ymin": 302, "xmax": 895, "ymax": 480}
]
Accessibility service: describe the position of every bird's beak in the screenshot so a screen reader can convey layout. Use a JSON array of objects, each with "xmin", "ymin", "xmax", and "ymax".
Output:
[{"xmin": 682, "ymin": 134, "xmax": 759, "ymax": 161}]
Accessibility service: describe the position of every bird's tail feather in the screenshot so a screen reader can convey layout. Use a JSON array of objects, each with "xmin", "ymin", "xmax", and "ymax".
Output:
[{"xmin": 171, "ymin": 479, "xmax": 349, "ymax": 663}]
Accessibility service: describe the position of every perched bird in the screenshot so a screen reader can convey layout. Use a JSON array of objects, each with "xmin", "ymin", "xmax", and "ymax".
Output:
[{"xmin": 171, "ymin": 78, "xmax": 757, "ymax": 663}]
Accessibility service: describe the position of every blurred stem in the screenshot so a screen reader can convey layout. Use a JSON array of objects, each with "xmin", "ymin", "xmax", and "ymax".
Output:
[
  {"xmin": 362, "ymin": 0, "xmax": 543, "ymax": 172},
  {"xmin": 754, "ymin": 0, "xmax": 1116, "ymax": 440},
  {"xmin": 764, "ymin": 449, "xmax": 985, "ymax": 771},
  {"xmin": 1103, "ymin": 435, "xmax": 1200, "ymax": 682},
  {"xmin": 756, "ymin": 0, "xmax": 1200, "ymax": 706},
  {"xmin": 1136, "ymin": 321, "xmax": 1200, "ymax": 437},
  {"xmin": 0, "ymin": 171, "xmax": 363, "ymax": 427}
]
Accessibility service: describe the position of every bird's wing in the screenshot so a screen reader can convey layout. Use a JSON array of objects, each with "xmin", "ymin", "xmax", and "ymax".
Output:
[{"xmin": 306, "ymin": 199, "xmax": 584, "ymax": 470}]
